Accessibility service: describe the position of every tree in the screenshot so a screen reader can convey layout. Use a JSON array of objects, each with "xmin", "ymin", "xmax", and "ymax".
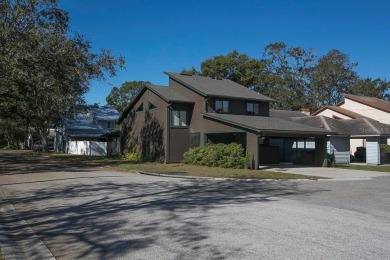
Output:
[
  {"xmin": 308, "ymin": 49, "xmax": 359, "ymax": 110},
  {"xmin": 348, "ymin": 77, "xmax": 390, "ymax": 101},
  {"xmin": 106, "ymin": 81, "xmax": 150, "ymax": 112},
  {"xmin": 258, "ymin": 42, "xmax": 316, "ymax": 110},
  {"xmin": 199, "ymin": 50, "xmax": 265, "ymax": 88},
  {"xmin": 0, "ymin": 0, "xmax": 125, "ymax": 150}
]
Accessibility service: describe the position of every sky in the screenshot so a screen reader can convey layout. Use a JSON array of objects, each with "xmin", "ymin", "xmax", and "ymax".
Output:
[{"xmin": 59, "ymin": 0, "xmax": 390, "ymax": 105}]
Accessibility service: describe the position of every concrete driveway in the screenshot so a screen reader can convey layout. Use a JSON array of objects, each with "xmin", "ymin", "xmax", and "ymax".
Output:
[
  {"xmin": 262, "ymin": 164, "xmax": 390, "ymax": 180},
  {"xmin": 1, "ymin": 151, "xmax": 390, "ymax": 259}
]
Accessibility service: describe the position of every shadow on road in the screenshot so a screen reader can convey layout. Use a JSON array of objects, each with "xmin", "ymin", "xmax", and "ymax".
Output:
[
  {"xmin": 0, "ymin": 150, "xmax": 325, "ymax": 259},
  {"xmin": 0, "ymin": 150, "xmax": 108, "ymax": 175}
]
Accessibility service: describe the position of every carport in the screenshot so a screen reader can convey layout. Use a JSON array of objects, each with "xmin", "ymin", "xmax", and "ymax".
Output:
[
  {"xmin": 293, "ymin": 116, "xmax": 390, "ymax": 165},
  {"xmin": 203, "ymin": 113, "xmax": 334, "ymax": 169}
]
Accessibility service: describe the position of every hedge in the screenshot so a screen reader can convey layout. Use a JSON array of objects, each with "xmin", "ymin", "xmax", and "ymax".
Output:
[{"xmin": 183, "ymin": 143, "xmax": 248, "ymax": 169}]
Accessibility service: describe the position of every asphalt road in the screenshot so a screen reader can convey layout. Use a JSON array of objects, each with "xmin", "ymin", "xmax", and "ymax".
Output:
[{"xmin": 1, "ymin": 151, "xmax": 390, "ymax": 259}]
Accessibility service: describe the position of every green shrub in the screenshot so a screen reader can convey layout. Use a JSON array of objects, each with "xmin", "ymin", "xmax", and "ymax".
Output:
[
  {"xmin": 121, "ymin": 152, "xmax": 141, "ymax": 163},
  {"xmin": 380, "ymin": 144, "xmax": 390, "ymax": 153},
  {"xmin": 183, "ymin": 143, "xmax": 248, "ymax": 169}
]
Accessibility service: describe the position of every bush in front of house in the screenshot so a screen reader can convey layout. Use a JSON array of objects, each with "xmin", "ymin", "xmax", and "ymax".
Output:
[
  {"xmin": 121, "ymin": 152, "xmax": 142, "ymax": 163},
  {"xmin": 183, "ymin": 143, "xmax": 248, "ymax": 169}
]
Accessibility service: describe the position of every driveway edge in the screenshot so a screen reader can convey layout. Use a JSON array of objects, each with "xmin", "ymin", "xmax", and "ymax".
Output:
[{"xmin": 0, "ymin": 192, "xmax": 55, "ymax": 260}]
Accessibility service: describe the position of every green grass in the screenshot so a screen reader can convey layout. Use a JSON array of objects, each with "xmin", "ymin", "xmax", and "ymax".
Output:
[
  {"xmin": 49, "ymin": 153, "xmax": 321, "ymax": 179},
  {"xmin": 115, "ymin": 163, "xmax": 321, "ymax": 180},
  {"xmin": 337, "ymin": 164, "xmax": 390, "ymax": 173}
]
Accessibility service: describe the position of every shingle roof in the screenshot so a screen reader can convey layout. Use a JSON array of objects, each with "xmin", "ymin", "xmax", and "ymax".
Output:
[
  {"xmin": 292, "ymin": 116, "xmax": 390, "ymax": 137},
  {"xmin": 311, "ymin": 105, "xmax": 368, "ymax": 119},
  {"xmin": 269, "ymin": 109, "xmax": 308, "ymax": 120},
  {"xmin": 165, "ymin": 72, "xmax": 275, "ymax": 102},
  {"xmin": 62, "ymin": 106, "xmax": 119, "ymax": 137},
  {"xmin": 343, "ymin": 94, "xmax": 390, "ymax": 113},
  {"xmin": 93, "ymin": 106, "xmax": 120, "ymax": 121},
  {"xmin": 203, "ymin": 113, "xmax": 333, "ymax": 135},
  {"xmin": 147, "ymin": 84, "xmax": 193, "ymax": 103}
]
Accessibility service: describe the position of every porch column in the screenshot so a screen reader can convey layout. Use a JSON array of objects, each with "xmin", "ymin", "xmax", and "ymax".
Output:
[{"xmin": 314, "ymin": 137, "xmax": 327, "ymax": 167}]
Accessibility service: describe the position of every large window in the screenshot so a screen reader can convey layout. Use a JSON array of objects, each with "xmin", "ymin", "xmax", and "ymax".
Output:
[
  {"xmin": 247, "ymin": 102, "xmax": 260, "ymax": 115},
  {"xmin": 215, "ymin": 100, "xmax": 229, "ymax": 113},
  {"xmin": 171, "ymin": 110, "xmax": 187, "ymax": 127}
]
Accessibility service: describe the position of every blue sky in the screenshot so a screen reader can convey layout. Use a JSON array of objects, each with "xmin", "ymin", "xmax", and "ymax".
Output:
[{"xmin": 59, "ymin": 0, "xmax": 390, "ymax": 105}]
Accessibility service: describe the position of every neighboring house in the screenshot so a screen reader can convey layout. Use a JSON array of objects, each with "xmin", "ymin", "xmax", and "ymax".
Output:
[
  {"xmin": 55, "ymin": 106, "xmax": 119, "ymax": 156},
  {"xmin": 312, "ymin": 94, "xmax": 390, "ymax": 155},
  {"xmin": 118, "ymin": 72, "xmax": 333, "ymax": 168}
]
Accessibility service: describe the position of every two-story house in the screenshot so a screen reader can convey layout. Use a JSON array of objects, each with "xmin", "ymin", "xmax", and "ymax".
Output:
[{"xmin": 118, "ymin": 72, "xmax": 334, "ymax": 168}]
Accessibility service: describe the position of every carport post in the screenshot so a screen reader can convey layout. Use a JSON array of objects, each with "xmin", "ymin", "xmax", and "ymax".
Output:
[{"xmin": 255, "ymin": 135, "xmax": 260, "ymax": 169}]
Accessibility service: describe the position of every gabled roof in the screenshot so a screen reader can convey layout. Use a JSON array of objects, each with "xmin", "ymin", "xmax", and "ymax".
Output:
[
  {"xmin": 269, "ymin": 109, "xmax": 308, "ymax": 120},
  {"xmin": 118, "ymin": 84, "xmax": 193, "ymax": 123},
  {"xmin": 165, "ymin": 72, "xmax": 275, "ymax": 102},
  {"xmin": 203, "ymin": 113, "xmax": 333, "ymax": 136},
  {"xmin": 92, "ymin": 106, "xmax": 120, "ymax": 121},
  {"xmin": 147, "ymin": 84, "xmax": 193, "ymax": 103},
  {"xmin": 61, "ymin": 106, "xmax": 119, "ymax": 138},
  {"xmin": 311, "ymin": 105, "xmax": 368, "ymax": 119},
  {"xmin": 342, "ymin": 94, "xmax": 390, "ymax": 113}
]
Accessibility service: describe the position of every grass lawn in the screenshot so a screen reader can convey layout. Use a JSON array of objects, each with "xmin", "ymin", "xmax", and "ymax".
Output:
[
  {"xmin": 49, "ymin": 153, "xmax": 320, "ymax": 179},
  {"xmin": 116, "ymin": 163, "xmax": 321, "ymax": 180},
  {"xmin": 336, "ymin": 164, "xmax": 390, "ymax": 173}
]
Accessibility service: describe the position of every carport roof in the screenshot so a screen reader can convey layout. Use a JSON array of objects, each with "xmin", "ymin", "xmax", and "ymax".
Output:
[
  {"xmin": 292, "ymin": 116, "xmax": 390, "ymax": 137},
  {"xmin": 203, "ymin": 113, "xmax": 334, "ymax": 136}
]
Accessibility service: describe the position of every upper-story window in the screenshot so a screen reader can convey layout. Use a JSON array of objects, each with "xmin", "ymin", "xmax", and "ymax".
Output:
[
  {"xmin": 215, "ymin": 100, "xmax": 229, "ymax": 113},
  {"xmin": 247, "ymin": 102, "xmax": 260, "ymax": 115},
  {"xmin": 171, "ymin": 110, "xmax": 187, "ymax": 127},
  {"xmin": 136, "ymin": 103, "xmax": 143, "ymax": 112}
]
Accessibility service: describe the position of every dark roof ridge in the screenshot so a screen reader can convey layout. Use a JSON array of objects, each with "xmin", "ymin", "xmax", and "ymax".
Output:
[
  {"xmin": 362, "ymin": 118, "xmax": 381, "ymax": 134},
  {"xmin": 318, "ymin": 115, "xmax": 332, "ymax": 131}
]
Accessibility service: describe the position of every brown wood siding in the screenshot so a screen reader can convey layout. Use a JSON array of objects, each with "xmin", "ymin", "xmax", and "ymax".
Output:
[
  {"xmin": 246, "ymin": 133, "xmax": 257, "ymax": 169},
  {"xmin": 120, "ymin": 90, "xmax": 168, "ymax": 162},
  {"xmin": 169, "ymin": 79, "xmax": 208, "ymax": 144},
  {"xmin": 208, "ymin": 97, "xmax": 270, "ymax": 116},
  {"xmin": 169, "ymin": 128, "xmax": 190, "ymax": 162}
]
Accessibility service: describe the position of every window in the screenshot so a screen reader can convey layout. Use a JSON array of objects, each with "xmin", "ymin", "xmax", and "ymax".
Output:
[
  {"xmin": 136, "ymin": 103, "xmax": 143, "ymax": 112},
  {"xmin": 171, "ymin": 110, "xmax": 187, "ymax": 127},
  {"xmin": 247, "ymin": 102, "xmax": 260, "ymax": 115},
  {"xmin": 148, "ymin": 102, "xmax": 157, "ymax": 110},
  {"xmin": 215, "ymin": 100, "xmax": 229, "ymax": 113}
]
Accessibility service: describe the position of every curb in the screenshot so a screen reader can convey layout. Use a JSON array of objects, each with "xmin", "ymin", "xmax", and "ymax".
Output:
[
  {"xmin": 0, "ymin": 192, "xmax": 55, "ymax": 260},
  {"xmin": 136, "ymin": 171, "xmax": 315, "ymax": 182},
  {"xmin": 137, "ymin": 171, "xmax": 216, "ymax": 180}
]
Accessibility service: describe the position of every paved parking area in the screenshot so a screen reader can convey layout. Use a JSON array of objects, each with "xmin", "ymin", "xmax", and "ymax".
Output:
[
  {"xmin": 263, "ymin": 164, "xmax": 389, "ymax": 180},
  {"xmin": 1, "ymin": 151, "xmax": 390, "ymax": 259}
]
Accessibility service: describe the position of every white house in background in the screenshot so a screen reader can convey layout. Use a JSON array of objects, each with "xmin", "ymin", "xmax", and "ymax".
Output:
[
  {"xmin": 55, "ymin": 106, "xmax": 119, "ymax": 156},
  {"xmin": 312, "ymin": 94, "xmax": 390, "ymax": 157}
]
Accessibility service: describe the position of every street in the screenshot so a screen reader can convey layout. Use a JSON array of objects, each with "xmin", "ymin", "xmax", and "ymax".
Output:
[{"xmin": 1, "ymin": 151, "xmax": 390, "ymax": 259}]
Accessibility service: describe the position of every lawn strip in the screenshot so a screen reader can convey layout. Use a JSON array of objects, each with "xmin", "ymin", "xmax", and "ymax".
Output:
[{"xmin": 115, "ymin": 163, "xmax": 320, "ymax": 180}]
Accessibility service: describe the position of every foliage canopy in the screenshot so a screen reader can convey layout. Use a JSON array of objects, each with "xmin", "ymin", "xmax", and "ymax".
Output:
[{"xmin": 0, "ymin": 0, "xmax": 125, "ymax": 149}]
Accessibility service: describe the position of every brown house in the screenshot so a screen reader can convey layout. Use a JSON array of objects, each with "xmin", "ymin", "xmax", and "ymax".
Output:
[{"xmin": 118, "ymin": 72, "xmax": 333, "ymax": 168}]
